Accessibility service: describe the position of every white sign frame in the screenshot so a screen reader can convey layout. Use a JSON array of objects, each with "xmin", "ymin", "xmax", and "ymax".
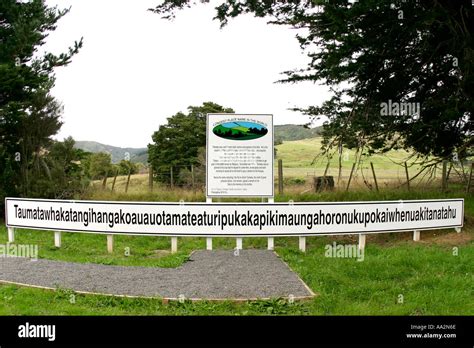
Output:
[
  {"xmin": 206, "ymin": 113, "xmax": 274, "ymax": 198},
  {"xmin": 5, "ymin": 198, "xmax": 464, "ymax": 237}
]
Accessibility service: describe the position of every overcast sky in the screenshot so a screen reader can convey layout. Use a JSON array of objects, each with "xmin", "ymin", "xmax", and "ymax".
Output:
[{"xmin": 44, "ymin": 0, "xmax": 330, "ymax": 148}]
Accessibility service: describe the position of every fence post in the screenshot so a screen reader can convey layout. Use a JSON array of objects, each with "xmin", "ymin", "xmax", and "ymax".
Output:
[
  {"xmin": 370, "ymin": 162, "xmax": 379, "ymax": 192},
  {"xmin": 125, "ymin": 168, "xmax": 131, "ymax": 193},
  {"xmin": 442, "ymin": 160, "xmax": 448, "ymax": 191},
  {"xmin": 102, "ymin": 172, "xmax": 108, "ymax": 189},
  {"xmin": 268, "ymin": 197, "xmax": 275, "ymax": 250},
  {"xmin": 413, "ymin": 230, "xmax": 420, "ymax": 241},
  {"xmin": 111, "ymin": 169, "xmax": 118, "ymax": 192},
  {"xmin": 191, "ymin": 165, "xmax": 195, "ymax": 189},
  {"xmin": 206, "ymin": 237, "xmax": 213, "ymax": 250},
  {"xmin": 171, "ymin": 237, "xmax": 178, "ymax": 254},
  {"xmin": 267, "ymin": 237, "xmax": 274, "ymax": 251},
  {"xmin": 338, "ymin": 150, "xmax": 343, "ymax": 184},
  {"xmin": 170, "ymin": 167, "xmax": 174, "ymax": 188},
  {"xmin": 358, "ymin": 234, "xmax": 366, "ymax": 252},
  {"xmin": 148, "ymin": 166, "xmax": 153, "ymax": 192},
  {"xmin": 206, "ymin": 197, "xmax": 213, "ymax": 250},
  {"xmin": 278, "ymin": 159, "xmax": 283, "ymax": 194},
  {"xmin": 299, "ymin": 236, "xmax": 306, "ymax": 252},
  {"xmin": 107, "ymin": 235, "xmax": 114, "ymax": 253},
  {"xmin": 404, "ymin": 162, "xmax": 410, "ymax": 191},
  {"xmin": 446, "ymin": 162, "xmax": 453, "ymax": 182},
  {"xmin": 466, "ymin": 163, "xmax": 473, "ymax": 193},
  {"xmin": 346, "ymin": 163, "xmax": 356, "ymax": 192},
  {"xmin": 236, "ymin": 238, "xmax": 243, "ymax": 250},
  {"xmin": 54, "ymin": 231, "xmax": 62, "ymax": 248},
  {"xmin": 7, "ymin": 227, "xmax": 15, "ymax": 243}
]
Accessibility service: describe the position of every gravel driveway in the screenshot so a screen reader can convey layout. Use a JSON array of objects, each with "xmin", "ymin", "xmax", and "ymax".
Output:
[{"xmin": 0, "ymin": 250, "xmax": 314, "ymax": 300}]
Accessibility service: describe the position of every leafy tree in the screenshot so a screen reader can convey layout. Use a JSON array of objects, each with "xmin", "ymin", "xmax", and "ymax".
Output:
[
  {"xmin": 117, "ymin": 160, "xmax": 138, "ymax": 176},
  {"xmin": 87, "ymin": 152, "xmax": 113, "ymax": 180},
  {"xmin": 151, "ymin": 0, "xmax": 473, "ymax": 167},
  {"xmin": 178, "ymin": 147, "xmax": 206, "ymax": 186},
  {"xmin": 0, "ymin": 0, "xmax": 82, "ymax": 212},
  {"xmin": 148, "ymin": 102, "xmax": 234, "ymax": 183},
  {"xmin": 28, "ymin": 137, "xmax": 90, "ymax": 199}
]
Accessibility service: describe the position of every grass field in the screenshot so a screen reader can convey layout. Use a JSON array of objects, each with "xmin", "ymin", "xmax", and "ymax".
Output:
[
  {"xmin": 276, "ymin": 138, "xmax": 424, "ymax": 184},
  {"xmin": 98, "ymin": 138, "xmax": 468, "ymax": 194},
  {"xmin": 1, "ymin": 190, "xmax": 473, "ymax": 315}
]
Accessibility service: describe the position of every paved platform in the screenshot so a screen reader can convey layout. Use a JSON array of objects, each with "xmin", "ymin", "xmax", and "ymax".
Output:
[{"xmin": 0, "ymin": 250, "xmax": 315, "ymax": 300}]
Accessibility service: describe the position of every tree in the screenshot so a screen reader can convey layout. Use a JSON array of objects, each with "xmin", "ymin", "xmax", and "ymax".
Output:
[
  {"xmin": 148, "ymin": 102, "xmax": 234, "ymax": 183},
  {"xmin": 28, "ymin": 137, "xmax": 90, "ymax": 199},
  {"xmin": 117, "ymin": 160, "xmax": 138, "ymax": 176},
  {"xmin": 87, "ymin": 153, "xmax": 113, "ymax": 180},
  {"xmin": 151, "ymin": 0, "xmax": 473, "ymax": 167},
  {"xmin": 0, "ymin": 0, "xmax": 82, "ymax": 212}
]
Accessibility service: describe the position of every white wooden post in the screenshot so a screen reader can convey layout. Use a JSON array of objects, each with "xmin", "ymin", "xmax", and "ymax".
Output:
[
  {"xmin": 7, "ymin": 227, "xmax": 15, "ymax": 243},
  {"xmin": 206, "ymin": 237, "xmax": 213, "ymax": 250},
  {"xmin": 54, "ymin": 231, "xmax": 62, "ymax": 248},
  {"xmin": 413, "ymin": 230, "xmax": 420, "ymax": 242},
  {"xmin": 358, "ymin": 234, "xmax": 366, "ymax": 252},
  {"xmin": 107, "ymin": 234, "xmax": 114, "ymax": 253},
  {"xmin": 267, "ymin": 237, "xmax": 274, "ymax": 251},
  {"xmin": 299, "ymin": 236, "xmax": 306, "ymax": 252},
  {"xmin": 206, "ymin": 197, "xmax": 213, "ymax": 249},
  {"xmin": 171, "ymin": 237, "xmax": 178, "ymax": 254},
  {"xmin": 455, "ymin": 227, "xmax": 462, "ymax": 233},
  {"xmin": 236, "ymin": 238, "xmax": 243, "ymax": 250},
  {"xmin": 268, "ymin": 198, "xmax": 274, "ymax": 250}
]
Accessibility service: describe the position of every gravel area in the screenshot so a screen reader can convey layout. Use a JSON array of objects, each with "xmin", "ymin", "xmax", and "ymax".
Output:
[{"xmin": 0, "ymin": 250, "xmax": 314, "ymax": 300}]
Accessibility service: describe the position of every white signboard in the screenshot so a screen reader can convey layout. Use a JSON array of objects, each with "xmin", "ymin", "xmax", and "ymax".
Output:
[
  {"xmin": 206, "ymin": 113, "xmax": 274, "ymax": 197},
  {"xmin": 5, "ymin": 198, "xmax": 463, "ymax": 237}
]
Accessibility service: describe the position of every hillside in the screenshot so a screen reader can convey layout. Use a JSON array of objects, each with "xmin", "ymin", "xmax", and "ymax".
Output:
[
  {"xmin": 74, "ymin": 141, "xmax": 148, "ymax": 164},
  {"xmin": 74, "ymin": 125, "xmax": 320, "ymax": 164},
  {"xmin": 275, "ymin": 124, "xmax": 322, "ymax": 142}
]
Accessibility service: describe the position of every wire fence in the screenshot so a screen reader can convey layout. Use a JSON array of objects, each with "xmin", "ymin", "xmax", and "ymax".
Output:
[{"xmin": 92, "ymin": 159, "xmax": 474, "ymax": 194}]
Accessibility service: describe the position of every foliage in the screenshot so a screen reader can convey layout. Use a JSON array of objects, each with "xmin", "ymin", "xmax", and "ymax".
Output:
[
  {"xmin": 87, "ymin": 152, "xmax": 113, "ymax": 179},
  {"xmin": 27, "ymin": 137, "xmax": 90, "ymax": 199},
  {"xmin": 116, "ymin": 160, "xmax": 139, "ymax": 176},
  {"xmin": 148, "ymin": 102, "xmax": 234, "ymax": 184},
  {"xmin": 178, "ymin": 147, "xmax": 206, "ymax": 186},
  {"xmin": 0, "ymin": 0, "xmax": 82, "ymax": 212},
  {"xmin": 151, "ymin": 0, "xmax": 473, "ymax": 163}
]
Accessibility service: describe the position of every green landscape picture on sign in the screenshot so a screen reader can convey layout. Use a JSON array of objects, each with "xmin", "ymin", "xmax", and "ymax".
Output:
[{"xmin": 212, "ymin": 121, "xmax": 268, "ymax": 140}]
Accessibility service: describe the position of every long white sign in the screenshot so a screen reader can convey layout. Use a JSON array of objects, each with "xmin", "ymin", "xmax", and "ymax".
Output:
[
  {"xmin": 5, "ymin": 198, "xmax": 463, "ymax": 237},
  {"xmin": 206, "ymin": 113, "xmax": 274, "ymax": 197}
]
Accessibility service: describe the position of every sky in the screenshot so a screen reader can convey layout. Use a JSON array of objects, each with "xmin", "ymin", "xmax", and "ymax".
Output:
[{"xmin": 44, "ymin": 0, "xmax": 330, "ymax": 148}]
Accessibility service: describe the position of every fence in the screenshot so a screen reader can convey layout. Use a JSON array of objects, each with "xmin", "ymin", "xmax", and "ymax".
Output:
[{"xmin": 95, "ymin": 160, "xmax": 474, "ymax": 195}]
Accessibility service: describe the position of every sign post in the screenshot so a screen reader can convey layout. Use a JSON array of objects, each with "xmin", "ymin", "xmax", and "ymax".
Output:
[{"xmin": 206, "ymin": 114, "xmax": 274, "ymax": 250}]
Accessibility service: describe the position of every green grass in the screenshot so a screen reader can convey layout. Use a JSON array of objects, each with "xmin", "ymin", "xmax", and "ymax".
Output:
[
  {"xmin": 276, "ymin": 138, "xmax": 412, "ymax": 169},
  {"xmin": 0, "ymin": 233, "xmax": 472, "ymax": 315},
  {"xmin": 275, "ymin": 138, "xmax": 420, "ymax": 183},
  {"xmin": 0, "ymin": 190, "xmax": 473, "ymax": 315},
  {"xmin": 95, "ymin": 138, "xmax": 469, "ymax": 193}
]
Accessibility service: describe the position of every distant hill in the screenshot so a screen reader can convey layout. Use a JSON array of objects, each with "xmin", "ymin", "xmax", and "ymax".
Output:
[
  {"xmin": 275, "ymin": 124, "xmax": 322, "ymax": 142},
  {"xmin": 74, "ymin": 125, "xmax": 320, "ymax": 163},
  {"xmin": 74, "ymin": 141, "xmax": 148, "ymax": 164}
]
